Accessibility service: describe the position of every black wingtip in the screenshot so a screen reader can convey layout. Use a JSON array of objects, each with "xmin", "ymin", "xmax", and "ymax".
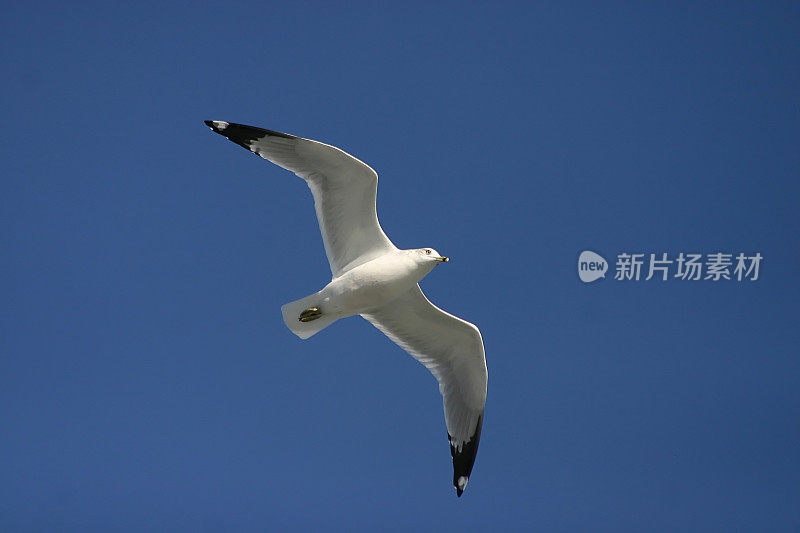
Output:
[
  {"xmin": 203, "ymin": 120, "xmax": 297, "ymax": 138},
  {"xmin": 203, "ymin": 120, "xmax": 300, "ymax": 156},
  {"xmin": 450, "ymin": 414, "xmax": 483, "ymax": 497}
]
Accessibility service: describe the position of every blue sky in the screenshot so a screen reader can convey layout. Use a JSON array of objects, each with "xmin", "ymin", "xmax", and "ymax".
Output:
[{"xmin": 2, "ymin": 1, "xmax": 799, "ymax": 530}]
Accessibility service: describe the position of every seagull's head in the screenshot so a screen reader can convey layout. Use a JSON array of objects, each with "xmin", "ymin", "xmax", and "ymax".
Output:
[{"xmin": 416, "ymin": 247, "xmax": 449, "ymax": 265}]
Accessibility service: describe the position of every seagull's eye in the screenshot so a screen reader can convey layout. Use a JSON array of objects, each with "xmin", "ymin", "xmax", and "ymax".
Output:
[{"xmin": 425, "ymin": 249, "xmax": 431, "ymax": 255}]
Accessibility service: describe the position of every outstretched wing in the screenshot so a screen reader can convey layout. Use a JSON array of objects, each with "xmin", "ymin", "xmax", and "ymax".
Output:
[
  {"xmin": 205, "ymin": 120, "xmax": 397, "ymax": 276},
  {"xmin": 361, "ymin": 285, "xmax": 488, "ymax": 496}
]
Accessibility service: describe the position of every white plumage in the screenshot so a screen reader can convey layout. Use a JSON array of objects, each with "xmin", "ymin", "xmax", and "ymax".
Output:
[{"xmin": 205, "ymin": 120, "xmax": 487, "ymax": 496}]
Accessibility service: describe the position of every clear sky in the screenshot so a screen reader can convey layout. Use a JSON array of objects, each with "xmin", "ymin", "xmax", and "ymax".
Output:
[{"xmin": 2, "ymin": 1, "xmax": 799, "ymax": 531}]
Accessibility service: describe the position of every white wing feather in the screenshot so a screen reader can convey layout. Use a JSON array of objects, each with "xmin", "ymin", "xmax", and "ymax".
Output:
[
  {"xmin": 205, "ymin": 121, "xmax": 396, "ymax": 276},
  {"xmin": 361, "ymin": 285, "xmax": 487, "ymax": 445}
]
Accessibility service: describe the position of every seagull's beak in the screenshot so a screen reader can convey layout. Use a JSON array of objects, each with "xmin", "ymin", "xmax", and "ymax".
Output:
[{"xmin": 437, "ymin": 256, "xmax": 449, "ymax": 263}]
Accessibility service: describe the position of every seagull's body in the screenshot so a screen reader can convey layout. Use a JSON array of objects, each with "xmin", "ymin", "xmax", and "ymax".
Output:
[
  {"xmin": 205, "ymin": 120, "xmax": 488, "ymax": 496},
  {"xmin": 310, "ymin": 249, "xmax": 438, "ymax": 319}
]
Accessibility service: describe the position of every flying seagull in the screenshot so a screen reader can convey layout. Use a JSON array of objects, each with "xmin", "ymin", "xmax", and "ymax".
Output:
[{"xmin": 204, "ymin": 120, "xmax": 488, "ymax": 497}]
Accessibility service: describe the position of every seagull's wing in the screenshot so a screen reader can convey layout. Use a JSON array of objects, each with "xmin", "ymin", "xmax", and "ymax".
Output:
[
  {"xmin": 361, "ymin": 285, "xmax": 488, "ymax": 497},
  {"xmin": 205, "ymin": 120, "xmax": 397, "ymax": 276}
]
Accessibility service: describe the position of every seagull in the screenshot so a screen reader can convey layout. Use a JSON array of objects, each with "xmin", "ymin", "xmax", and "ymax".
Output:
[{"xmin": 204, "ymin": 120, "xmax": 488, "ymax": 497}]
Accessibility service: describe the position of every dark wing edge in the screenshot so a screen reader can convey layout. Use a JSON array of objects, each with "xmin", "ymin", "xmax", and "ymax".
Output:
[
  {"xmin": 451, "ymin": 414, "xmax": 483, "ymax": 497},
  {"xmin": 204, "ymin": 120, "xmax": 297, "ymax": 152}
]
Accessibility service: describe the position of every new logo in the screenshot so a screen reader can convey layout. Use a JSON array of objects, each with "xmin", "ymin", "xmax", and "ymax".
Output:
[{"xmin": 578, "ymin": 250, "xmax": 607, "ymax": 283}]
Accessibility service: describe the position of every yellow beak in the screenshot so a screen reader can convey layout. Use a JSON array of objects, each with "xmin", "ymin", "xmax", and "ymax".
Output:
[{"xmin": 437, "ymin": 256, "xmax": 449, "ymax": 262}]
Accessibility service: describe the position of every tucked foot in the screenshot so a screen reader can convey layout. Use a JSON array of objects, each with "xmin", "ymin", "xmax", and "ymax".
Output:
[{"xmin": 298, "ymin": 307, "xmax": 322, "ymax": 322}]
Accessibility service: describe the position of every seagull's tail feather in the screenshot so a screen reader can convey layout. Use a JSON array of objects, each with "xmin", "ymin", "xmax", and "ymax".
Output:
[{"xmin": 281, "ymin": 292, "xmax": 340, "ymax": 339}]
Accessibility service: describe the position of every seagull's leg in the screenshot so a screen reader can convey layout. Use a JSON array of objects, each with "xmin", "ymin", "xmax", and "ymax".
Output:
[{"xmin": 298, "ymin": 307, "xmax": 323, "ymax": 322}]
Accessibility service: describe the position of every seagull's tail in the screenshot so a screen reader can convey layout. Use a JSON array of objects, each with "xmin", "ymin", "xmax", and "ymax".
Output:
[{"xmin": 281, "ymin": 292, "xmax": 340, "ymax": 339}]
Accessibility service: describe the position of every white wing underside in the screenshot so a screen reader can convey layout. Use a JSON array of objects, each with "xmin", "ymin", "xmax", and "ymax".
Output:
[
  {"xmin": 209, "ymin": 121, "xmax": 396, "ymax": 276},
  {"xmin": 362, "ymin": 285, "xmax": 487, "ymax": 445}
]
